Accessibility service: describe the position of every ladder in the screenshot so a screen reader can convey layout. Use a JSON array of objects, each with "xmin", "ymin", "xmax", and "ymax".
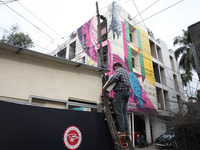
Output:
[{"xmin": 101, "ymin": 96, "xmax": 134, "ymax": 150}]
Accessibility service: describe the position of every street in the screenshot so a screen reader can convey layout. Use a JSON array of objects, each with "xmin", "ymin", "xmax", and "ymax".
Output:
[{"xmin": 135, "ymin": 144, "xmax": 174, "ymax": 150}]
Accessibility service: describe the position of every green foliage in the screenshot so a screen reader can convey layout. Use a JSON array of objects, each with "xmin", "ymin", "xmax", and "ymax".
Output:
[
  {"xmin": 173, "ymin": 29, "xmax": 196, "ymax": 86},
  {"xmin": 197, "ymin": 94, "xmax": 200, "ymax": 101},
  {"xmin": 0, "ymin": 24, "xmax": 34, "ymax": 49},
  {"xmin": 181, "ymin": 73, "xmax": 192, "ymax": 86},
  {"xmin": 188, "ymin": 93, "xmax": 200, "ymax": 102}
]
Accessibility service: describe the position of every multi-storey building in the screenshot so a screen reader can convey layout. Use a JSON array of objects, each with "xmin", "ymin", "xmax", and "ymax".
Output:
[{"xmin": 51, "ymin": 1, "xmax": 185, "ymax": 145}]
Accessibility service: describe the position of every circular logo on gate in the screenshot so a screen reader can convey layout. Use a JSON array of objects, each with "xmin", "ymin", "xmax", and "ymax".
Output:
[{"xmin": 63, "ymin": 126, "xmax": 82, "ymax": 150}]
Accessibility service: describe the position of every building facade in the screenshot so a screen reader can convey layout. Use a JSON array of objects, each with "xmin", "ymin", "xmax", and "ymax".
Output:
[
  {"xmin": 51, "ymin": 1, "xmax": 185, "ymax": 145},
  {"xmin": 0, "ymin": 42, "xmax": 108, "ymax": 112}
]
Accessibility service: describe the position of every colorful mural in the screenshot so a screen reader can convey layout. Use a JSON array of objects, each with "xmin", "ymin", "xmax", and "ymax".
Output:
[
  {"xmin": 77, "ymin": 17, "xmax": 97, "ymax": 64},
  {"xmin": 108, "ymin": 1, "xmax": 122, "ymax": 39},
  {"xmin": 77, "ymin": 10, "xmax": 157, "ymax": 114},
  {"xmin": 135, "ymin": 26, "xmax": 155, "ymax": 86}
]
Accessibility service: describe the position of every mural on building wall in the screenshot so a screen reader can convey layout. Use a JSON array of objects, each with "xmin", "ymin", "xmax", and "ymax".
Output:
[
  {"xmin": 77, "ymin": 17, "xmax": 97, "ymax": 65},
  {"xmin": 77, "ymin": 6, "xmax": 157, "ymax": 114},
  {"xmin": 108, "ymin": 1, "xmax": 122, "ymax": 39}
]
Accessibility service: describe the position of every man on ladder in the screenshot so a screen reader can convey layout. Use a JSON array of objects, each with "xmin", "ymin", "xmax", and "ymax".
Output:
[{"xmin": 102, "ymin": 62, "xmax": 131, "ymax": 137}]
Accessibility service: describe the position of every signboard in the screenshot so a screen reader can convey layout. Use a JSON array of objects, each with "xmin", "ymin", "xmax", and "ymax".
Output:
[{"xmin": 0, "ymin": 100, "xmax": 114, "ymax": 150}]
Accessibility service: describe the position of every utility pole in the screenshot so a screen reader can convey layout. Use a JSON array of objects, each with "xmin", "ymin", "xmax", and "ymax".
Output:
[
  {"xmin": 96, "ymin": 1, "xmax": 104, "ymax": 69},
  {"xmin": 96, "ymin": 2, "xmax": 106, "ymax": 86}
]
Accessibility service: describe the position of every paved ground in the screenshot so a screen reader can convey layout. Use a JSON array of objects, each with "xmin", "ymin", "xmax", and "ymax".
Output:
[
  {"xmin": 134, "ymin": 144, "xmax": 174, "ymax": 150},
  {"xmin": 135, "ymin": 144, "xmax": 156, "ymax": 150}
]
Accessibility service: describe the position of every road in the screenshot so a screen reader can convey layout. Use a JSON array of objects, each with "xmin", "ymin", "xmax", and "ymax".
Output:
[{"xmin": 135, "ymin": 144, "xmax": 174, "ymax": 150}]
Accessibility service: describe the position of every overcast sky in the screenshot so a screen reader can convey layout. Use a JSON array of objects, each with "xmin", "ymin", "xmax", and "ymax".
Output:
[
  {"xmin": 0, "ymin": 0, "xmax": 199, "ymax": 92},
  {"xmin": 0, "ymin": 0, "xmax": 200, "ymax": 52}
]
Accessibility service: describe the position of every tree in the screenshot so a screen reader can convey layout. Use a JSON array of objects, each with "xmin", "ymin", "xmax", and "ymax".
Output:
[
  {"xmin": 173, "ymin": 29, "xmax": 196, "ymax": 86},
  {"xmin": 188, "ymin": 93, "xmax": 200, "ymax": 102},
  {"xmin": 0, "ymin": 24, "xmax": 34, "ymax": 49}
]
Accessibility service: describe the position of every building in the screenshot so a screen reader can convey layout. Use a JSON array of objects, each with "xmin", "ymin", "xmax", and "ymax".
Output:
[
  {"xmin": 0, "ymin": 42, "xmax": 121, "ymax": 149},
  {"xmin": 0, "ymin": 42, "xmax": 109, "ymax": 111},
  {"xmin": 51, "ymin": 1, "xmax": 185, "ymax": 145}
]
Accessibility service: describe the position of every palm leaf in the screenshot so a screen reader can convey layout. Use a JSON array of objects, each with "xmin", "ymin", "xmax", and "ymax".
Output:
[{"xmin": 174, "ymin": 46, "xmax": 187, "ymax": 59}]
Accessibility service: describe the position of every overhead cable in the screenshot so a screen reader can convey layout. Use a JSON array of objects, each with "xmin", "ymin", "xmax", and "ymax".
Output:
[
  {"xmin": 17, "ymin": 1, "xmax": 64, "ymax": 39},
  {"xmin": 0, "ymin": 0, "xmax": 54, "ymax": 40}
]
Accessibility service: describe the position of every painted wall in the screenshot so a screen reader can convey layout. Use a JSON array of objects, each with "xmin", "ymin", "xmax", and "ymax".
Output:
[
  {"xmin": 74, "ymin": 2, "xmax": 157, "ymax": 114},
  {"xmin": 0, "ymin": 48, "xmax": 102, "ymax": 104}
]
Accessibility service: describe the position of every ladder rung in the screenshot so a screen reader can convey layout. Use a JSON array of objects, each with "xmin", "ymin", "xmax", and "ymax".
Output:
[{"xmin": 102, "ymin": 96, "xmax": 134, "ymax": 150}]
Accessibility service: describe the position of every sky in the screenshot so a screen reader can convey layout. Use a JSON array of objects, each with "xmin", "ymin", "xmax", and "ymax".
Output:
[{"xmin": 0, "ymin": 0, "xmax": 200, "ymax": 93}]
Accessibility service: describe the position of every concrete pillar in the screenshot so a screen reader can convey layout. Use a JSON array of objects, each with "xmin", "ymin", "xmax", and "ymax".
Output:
[
  {"xmin": 145, "ymin": 114, "xmax": 152, "ymax": 144},
  {"xmin": 66, "ymin": 36, "xmax": 70, "ymax": 59},
  {"xmin": 128, "ymin": 113, "xmax": 135, "ymax": 147},
  {"xmin": 132, "ymin": 113, "xmax": 135, "ymax": 147},
  {"xmin": 128, "ymin": 113, "xmax": 131, "ymax": 140}
]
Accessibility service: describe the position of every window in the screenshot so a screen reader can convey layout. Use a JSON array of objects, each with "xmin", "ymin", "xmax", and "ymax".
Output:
[
  {"xmin": 67, "ymin": 100, "xmax": 98, "ymax": 112},
  {"xmin": 69, "ymin": 41, "xmax": 76, "ymax": 60},
  {"xmin": 29, "ymin": 96, "xmax": 66, "ymax": 109},
  {"xmin": 156, "ymin": 87, "xmax": 164, "ymax": 110},
  {"xmin": 153, "ymin": 62, "xmax": 161, "ymax": 83},
  {"xmin": 156, "ymin": 45, "xmax": 163, "ymax": 62},
  {"xmin": 97, "ymin": 46, "xmax": 108, "ymax": 67},
  {"xmin": 83, "ymin": 34, "xmax": 86, "ymax": 47},
  {"xmin": 103, "ymin": 46, "xmax": 108, "ymax": 67},
  {"xmin": 149, "ymin": 40, "xmax": 156, "ymax": 59},
  {"xmin": 129, "ymin": 33, "xmax": 133, "ymax": 42},
  {"xmin": 169, "ymin": 56, "xmax": 175, "ymax": 71},
  {"xmin": 160, "ymin": 66, "xmax": 166, "ymax": 85},
  {"xmin": 57, "ymin": 47, "xmax": 66, "ymax": 58},
  {"xmin": 163, "ymin": 90, "xmax": 169, "ymax": 110},
  {"xmin": 82, "ymin": 56, "xmax": 85, "ymax": 64},
  {"xmin": 132, "ymin": 57, "xmax": 135, "ymax": 68},
  {"xmin": 173, "ymin": 74, "xmax": 179, "ymax": 91}
]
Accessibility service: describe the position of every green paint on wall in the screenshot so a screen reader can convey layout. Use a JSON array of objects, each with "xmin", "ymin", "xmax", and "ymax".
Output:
[
  {"xmin": 125, "ymin": 19, "xmax": 133, "ymax": 71},
  {"xmin": 127, "ymin": 45, "xmax": 133, "ymax": 71},
  {"xmin": 139, "ymin": 53, "xmax": 145, "ymax": 77},
  {"xmin": 136, "ymin": 29, "xmax": 142, "ymax": 51},
  {"xmin": 137, "ymin": 29, "xmax": 145, "ymax": 77}
]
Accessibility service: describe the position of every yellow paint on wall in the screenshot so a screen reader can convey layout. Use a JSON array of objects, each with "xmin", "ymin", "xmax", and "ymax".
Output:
[{"xmin": 136, "ymin": 26, "xmax": 155, "ymax": 86}]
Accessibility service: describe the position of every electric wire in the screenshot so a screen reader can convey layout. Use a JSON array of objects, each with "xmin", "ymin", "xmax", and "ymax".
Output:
[
  {"xmin": 0, "ymin": 0, "xmax": 18, "ymax": 5},
  {"xmin": 131, "ymin": 0, "xmax": 148, "ymax": 32},
  {"xmin": 132, "ymin": 0, "xmax": 184, "ymax": 26},
  {"xmin": 17, "ymin": 1, "xmax": 64, "ymax": 39},
  {"xmin": 0, "ymin": 0, "xmax": 54, "ymax": 40},
  {"xmin": 104, "ymin": 0, "xmax": 184, "ymax": 41},
  {"xmin": 0, "ymin": 7, "xmax": 52, "ymax": 41},
  {"xmin": 131, "ymin": 0, "xmax": 160, "ymax": 21},
  {"xmin": 0, "ymin": 7, "xmax": 68, "ymax": 53}
]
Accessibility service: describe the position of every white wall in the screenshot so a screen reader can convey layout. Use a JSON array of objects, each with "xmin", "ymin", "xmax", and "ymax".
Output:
[
  {"xmin": 151, "ymin": 117, "xmax": 166, "ymax": 141},
  {"xmin": 0, "ymin": 48, "xmax": 102, "ymax": 104}
]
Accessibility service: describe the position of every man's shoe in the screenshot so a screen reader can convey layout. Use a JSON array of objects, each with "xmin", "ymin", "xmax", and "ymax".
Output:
[
  {"xmin": 126, "ymin": 132, "xmax": 130, "ymax": 136},
  {"xmin": 118, "ymin": 132, "xmax": 126, "ymax": 137}
]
